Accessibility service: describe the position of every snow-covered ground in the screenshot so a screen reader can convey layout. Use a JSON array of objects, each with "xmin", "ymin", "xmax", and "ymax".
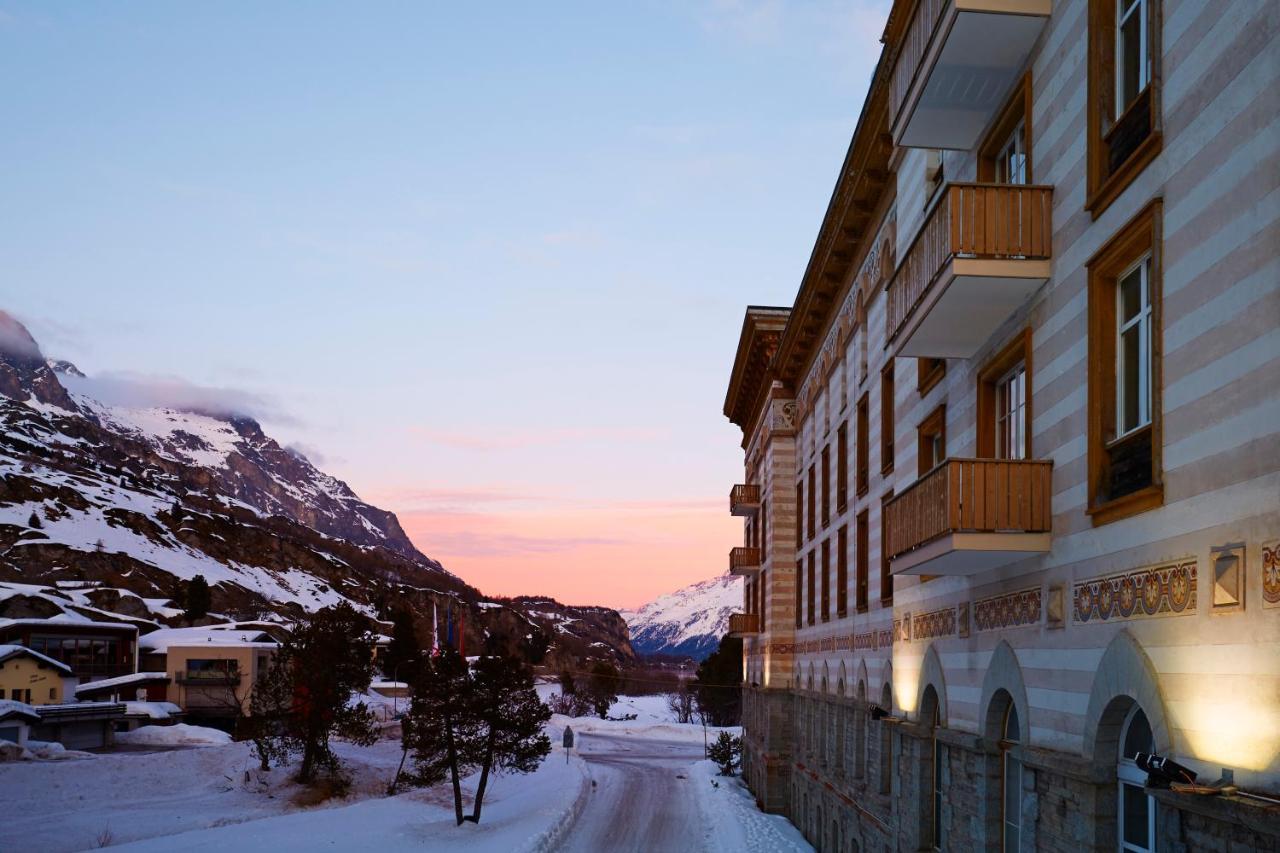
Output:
[{"xmin": 0, "ymin": 695, "xmax": 808, "ymax": 852}]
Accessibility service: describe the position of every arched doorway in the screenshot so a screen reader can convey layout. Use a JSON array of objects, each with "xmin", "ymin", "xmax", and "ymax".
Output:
[
  {"xmin": 1001, "ymin": 701, "xmax": 1023, "ymax": 851},
  {"xmin": 1118, "ymin": 705, "xmax": 1155, "ymax": 852}
]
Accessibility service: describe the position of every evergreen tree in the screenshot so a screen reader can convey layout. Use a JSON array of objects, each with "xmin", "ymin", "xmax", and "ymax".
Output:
[
  {"xmin": 183, "ymin": 574, "xmax": 212, "ymax": 623},
  {"xmin": 466, "ymin": 655, "xmax": 551, "ymax": 823},
  {"xmin": 254, "ymin": 602, "xmax": 379, "ymax": 784},
  {"xmin": 381, "ymin": 608, "xmax": 419, "ymax": 679},
  {"xmin": 402, "ymin": 649, "xmax": 479, "ymax": 825},
  {"xmin": 27, "ymin": 511, "xmax": 42, "ymax": 529},
  {"xmin": 694, "ymin": 634, "xmax": 743, "ymax": 727},
  {"xmin": 707, "ymin": 731, "xmax": 743, "ymax": 776},
  {"xmin": 586, "ymin": 661, "xmax": 620, "ymax": 719}
]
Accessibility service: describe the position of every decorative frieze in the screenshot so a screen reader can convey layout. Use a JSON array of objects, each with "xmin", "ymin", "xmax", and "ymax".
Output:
[
  {"xmin": 912, "ymin": 606, "xmax": 957, "ymax": 641},
  {"xmin": 974, "ymin": 587, "xmax": 1042, "ymax": 632},
  {"xmin": 1263, "ymin": 540, "xmax": 1280, "ymax": 608},
  {"xmin": 1073, "ymin": 559, "xmax": 1197, "ymax": 624}
]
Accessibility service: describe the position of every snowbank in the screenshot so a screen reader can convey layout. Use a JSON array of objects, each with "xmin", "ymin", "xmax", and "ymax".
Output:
[
  {"xmin": 690, "ymin": 759, "xmax": 812, "ymax": 852},
  {"xmin": 116, "ymin": 724, "xmax": 232, "ymax": 747}
]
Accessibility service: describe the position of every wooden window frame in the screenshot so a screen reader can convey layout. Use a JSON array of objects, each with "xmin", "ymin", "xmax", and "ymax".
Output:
[
  {"xmin": 917, "ymin": 404, "xmax": 947, "ymax": 477},
  {"xmin": 1086, "ymin": 0, "xmax": 1163, "ymax": 219},
  {"xmin": 807, "ymin": 465, "xmax": 817, "ymax": 541},
  {"xmin": 1086, "ymin": 198, "xmax": 1164, "ymax": 525},
  {"xmin": 880, "ymin": 489, "xmax": 895, "ymax": 605},
  {"xmin": 836, "ymin": 525, "xmax": 849, "ymax": 619},
  {"xmin": 856, "ymin": 392, "xmax": 870, "ymax": 497},
  {"xmin": 795, "ymin": 559, "xmax": 803, "ymax": 629},
  {"xmin": 796, "ymin": 481, "xmax": 804, "ymax": 549},
  {"xmin": 977, "ymin": 330, "xmax": 1034, "ymax": 459},
  {"xmin": 806, "ymin": 551, "xmax": 817, "ymax": 626},
  {"xmin": 820, "ymin": 539, "xmax": 831, "ymax": 623},
  {"xmin": 978, "ymin": 72, "xmax": 1034, "ymax": 184},
  {"xmin": 917, "ymin": 358, "xmax": 946, "ymax": 396},
  {"xmin": 880, "ymin": 362, "xmax": 896, "ymax": 475},
  {"xmin": 821, "ymin": 444, "xmax": 831, "ymax": 528},
  {"xmin": 855, "ymin": 509, "xmax": 869, "ymax": 613},
  {"xmin": 836, "ymin": 422, "xmax": 848, "ymax": 514}
]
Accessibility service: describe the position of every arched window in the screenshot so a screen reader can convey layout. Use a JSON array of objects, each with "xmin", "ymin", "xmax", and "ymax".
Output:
[
  {"xmin": 855, "ymin": 681, "xmax": 867, "ymax": 779},
  {"xmin": 1002, "ymin": 703, "xmax": 1023, "ymax": 851},
  {"xmin": 1118, "ymin": 706, "xmax": 1155, "ymax": 852},
  {"xmin": 879, "ymin": 682, "xmax": 893, "ymax": 794},
  {"xmin": 931, "ymin": 703, "xmax": 945, "ymax": 851}
]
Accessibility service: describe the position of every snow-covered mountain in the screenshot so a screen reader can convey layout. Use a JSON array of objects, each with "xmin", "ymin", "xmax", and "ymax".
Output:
[
  {"xmin": 621, "ymin": 573, "xmax": 742, "ymax": 660},
  {"xmin": 0, "ymin": 311, "xmax": 633, "ymax": 665}
]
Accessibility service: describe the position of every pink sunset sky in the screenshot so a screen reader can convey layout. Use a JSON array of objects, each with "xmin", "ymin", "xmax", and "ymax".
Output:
[{"xmin": 4, "ymin": 1, "xmax": 886, "ymax": 609}]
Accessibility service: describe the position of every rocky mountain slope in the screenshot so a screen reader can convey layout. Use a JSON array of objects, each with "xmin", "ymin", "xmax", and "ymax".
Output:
[
  {"xmin": 621, "ymin": 572, "xmax": 741, "ymax": 660},
  {"xmin": 0, "ymin": 312, "xmax": 632, "ymax": 667}
]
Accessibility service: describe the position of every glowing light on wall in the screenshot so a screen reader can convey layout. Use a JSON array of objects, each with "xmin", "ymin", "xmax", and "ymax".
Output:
[{"xmin": 1174, "ymin": 696, "xmax": 1280, "ymax": 773}]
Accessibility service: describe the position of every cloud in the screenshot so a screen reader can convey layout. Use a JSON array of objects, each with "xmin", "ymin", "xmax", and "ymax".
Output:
[
  {"xmin": 60, "ymin": 370, "xmax": 299, "ymax": 425},
  {"xmin": 0, "ymin": 311, "xmax": 42, "ymax": 360},
  {"xmin": 408, "ymin": 425, "xmax": 667, "ymax": 451},
  {"xmin": 284, "ymin": 441, "xmax": 333, "ymax": 467}
]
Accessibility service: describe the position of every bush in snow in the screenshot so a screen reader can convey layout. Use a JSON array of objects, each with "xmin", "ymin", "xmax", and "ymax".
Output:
[
  {"xmin": 665, "ymin": 683, "xmax": 696, "ymax": 724},
  {"xmin": 707, "ymin": 731, "xmax": 742, "ymax": 776},
  {"xmin": 585, "ymin": 661, "xmax": 620, "ymax": 719},
  {"xmin": 401, "ymin": 648, "xmax": 551, "ymax": 826},
  {"xmin": 27, "ymin": 511, "xmax": 42, "ymax": 529},
  {"xmin": 250, "ymin": 602, "xmax": 378, "ymax": 785},
  {"xmin": 183, "ymin": 574, "xmax": 211, "ymax": 623},
  {"xmin": 547, "ymin": 691, "xmax": 592, "ymax": 717}
]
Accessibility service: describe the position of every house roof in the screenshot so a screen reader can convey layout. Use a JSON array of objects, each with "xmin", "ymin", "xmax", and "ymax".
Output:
[
  {"xmin": 0, "ymin": 699, "xmax": 40, "ymax": 724},
  {"xmin": 723, "ymin": 307, "xmax": 792, "ymax": 436},
  {"xmin": 138, "ymin": 626, "xmax": 277, "ymax": 654},
  {"xmin": 0, "ymin": 617, "xmax": 139, "ymax": 636},
  {"xmin": 75, "ymin": 672, "xmax": 169, "ymax": 697},
  {"xmin": 0, "ymin": 643, "xmax": 73, "ymax": 675}
]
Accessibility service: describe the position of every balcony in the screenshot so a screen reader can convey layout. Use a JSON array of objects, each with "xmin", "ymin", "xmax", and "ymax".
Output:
[
  {"xmin": 891, "ymin": 0, "xmax": 1050, "ymax": 149},
  {"xmin": 885, "ymin": 458, "xmax": 1052, "ymax": 576},
  {"xmin": 728, "ymin": 613, "xmax": 761, "ymax": 637},
  {"xmin": 176, "ymin": 670, "xmax": 242, "ymax": 686},
  {"xmin": 729, "ymin": 483, "xmax": 762, "ymax": 517},
  {"xmin": 729, "ymin": 546, "xmax": 762, "ymax": 577},
  {"xmin": 887, "ymin": 183, "xmax": 1052, "ymax": 358}
]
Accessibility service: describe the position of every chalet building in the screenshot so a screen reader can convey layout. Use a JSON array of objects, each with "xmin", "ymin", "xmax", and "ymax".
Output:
[
  {"xmin": 139, "ymin": 626, "xmax": 279, "ymax": 725},
  {"xmin": 722, "ymin": 1, "xmax": 1279, "ymax": 850},
  {"xmin": 0, "ymin": 618, "xmax": 139, "ymax": 684}
]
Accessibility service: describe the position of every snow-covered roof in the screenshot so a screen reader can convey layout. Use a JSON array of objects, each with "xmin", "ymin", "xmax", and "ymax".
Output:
[
  {"xmin": 75, "ymin": 671, "xmax": 168, "ymax": 696},
  {"xmin": 0, "ymin": 616, "xmax": 139, "ymax": 635},
  {"xmin": 0, "ymin": 643, "xmax": 73, "ymax": 674},
  {"xmin": 123, "ymin": 701, "xmax": 182, "ymax": 719},
  {"xmin": 0, "ymin": 698, "xmax": 40, "ymax": 723},
  {"xmin": 138, "ymin": 626, "xmax": 277, "ymax": 653}
]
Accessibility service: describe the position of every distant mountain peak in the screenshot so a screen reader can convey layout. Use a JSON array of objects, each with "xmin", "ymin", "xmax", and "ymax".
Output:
[
  {"xmin": 621, "ymin": 572, "xmax": 742, "ymax": 660},
  {"xmin": 46, "ymin": 359, "xmax": 85, "ymax": 378},
  {"xmin": 0, "ymin": 312, "xmax": 77, "ymax": 411}
]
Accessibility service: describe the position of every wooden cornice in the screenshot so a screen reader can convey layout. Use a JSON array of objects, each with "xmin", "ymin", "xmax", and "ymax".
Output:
[{"xmin": 724, "ymin": 306, "xmax": 792, "ymax": 434}]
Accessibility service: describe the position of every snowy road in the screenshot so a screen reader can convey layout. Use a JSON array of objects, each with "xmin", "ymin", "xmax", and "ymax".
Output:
[{"xmin": 557, "ymin": 732, "xmax": 714, "ymax": 852}]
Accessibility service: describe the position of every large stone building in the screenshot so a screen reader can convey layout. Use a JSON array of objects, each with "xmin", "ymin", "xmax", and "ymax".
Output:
[{"xmin": 722, "ymin": 0, "xmax": 1279, "ymax": 849}]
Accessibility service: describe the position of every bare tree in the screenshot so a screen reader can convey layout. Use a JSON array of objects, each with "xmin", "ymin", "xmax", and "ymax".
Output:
[{"xmin": 665, "ymin": 682, "xmax": 696, "ymax": 724}]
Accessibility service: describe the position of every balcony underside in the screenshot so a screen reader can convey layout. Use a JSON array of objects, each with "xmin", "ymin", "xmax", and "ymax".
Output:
[
  {"xmin": 890, "ymin": 531, "xmax": 1051, "ymax": 576},
  {"xmin": 895, "ymin": 5, "xmax": 1049, "ymax": 150},
  {"xmin": 895, "ymin": 258, "xmax": 1050, "ymax": 358},
  {"xmin": 729, "ymin": 564, "xmax": 761, "ymax": 578}
]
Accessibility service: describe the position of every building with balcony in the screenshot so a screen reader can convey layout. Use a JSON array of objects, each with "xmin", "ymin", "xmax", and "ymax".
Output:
[
  {"xmin": 722, "ymin": 1, "xmax": 1279, "ymax": 850},
  {"xmin": 139, "ymin": 626, "xmax": 280, "ymax": 723},
  {"xmin": 0, "ymin": 618, "xmax": 139, "ymax": 684}
]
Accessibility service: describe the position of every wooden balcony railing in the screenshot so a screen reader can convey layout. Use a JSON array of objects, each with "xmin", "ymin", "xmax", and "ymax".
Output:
[
  {"xmin": 884, "ymin": 458, "xmax": 1053, "ymax": 561},
  {"xmin": 177, "ymin": 670, "xmax": 242, "ymax": 686},
  {"xmin": 729, "ymin": 546, "xmax": 762, "ymax": 574},
  {"xmin": 891, "ymin": 0, "xmax": 944, "ymax": 125},
  {"xmin": 729, "ymin": 483, "xmax": 762, "ymax": 516},
  {"xmin": 887, "ymin": 183, "xmax": 1053, "ymax": 345},
  {"xmin": 728, "ymin": 613, "xmax": 761, "ymax": 635}
]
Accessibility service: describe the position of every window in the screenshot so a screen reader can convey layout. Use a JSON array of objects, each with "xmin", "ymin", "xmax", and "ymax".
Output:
[
  {"xmin": 807, "ymin": 465, "xmax": 817, "ymax": 540},
  {"xmin": 1117, "ymin": 0, "xmax": 1149, "ymax": 111},
  {"xmin": 978, "ymin": 330, "xmax": 1032, "ymax": 460},
  {"xmin": 836, "ymin": 423, "xmax": 848, "ymax": 513},
  {"xmin": 1003, "ymin": 705, "xmax": 1023, "ymax": 852},
  {"xmin": 1117, "ymin": 256, "xmax": 1153, "ymax": 437},
  {"xmin": 1118, "ymin": 706, "xmax": 1156, "ymax": 852},
  {"xmin": 795, "ymin": 560, "xmax": 804, "ymax": 629},
  {"xmin": 806, "ymin": 552, "xmax": 816, "ymax": 627},
  {"xmin": 760, "ymin": 569, "xmax": 767, "ymax": 624},
  {"xmin": 820, "ymin": 539, "xmax": 830, "ymax": 623},
  {"xmin": 931, "ymin": 706, "xmax": 945, "ymax": 850},
  {"xmin": 918, "ymin": 405, "xmax": 947, "ymax": 476},
  {"xmin": 918, "ymin": 358, "xmax": 946, "ymax": 395},
  {"xmin": 925, "ymin": 149, "xmax": 946, "ymax": 204},
  {"xmin": 1086, "ymin": 0, "xmax": 1162, "ymax": 217},
  {"xmin": 761, "ymin": 499, "xmax": 768, "ymax": 555},
  {"xmin": 836, "ymin": 526, "xmax": 849, "ymax": 619},
  {"xmin": 821, "ymin": 445, "xmax": 831, "ymax": 528},
  {"xmin": 796, "ymin": 481, "xmax": 804, "ymax": 548},
  {"xmin": 1087, "ymin": 200, "xmax": 1164, "ymax": 525},
  {"xmin": 881, "ymin": 362, "xmax": 895, "ymax": 474},
  {"xmin": 856, "ymin": 393, "xmax": 870, "ymax": 496},
  {"xmin": 879, "ymin": 683, "xmax": 893, "ymax": 794},
  {"xmin": 980, "ymin": 73, "xmax": 1032, "ymax": 185},
  {"xmin": 880, "ymin": 491, "xmax": 895, "ymax": 604},
  {"xmin": 855, "ymin": 510, "xmax": 869, "ymax": 612},
  {"xmin": 49, "ymin": 687, "xmax": 57, "ymax": 701}
]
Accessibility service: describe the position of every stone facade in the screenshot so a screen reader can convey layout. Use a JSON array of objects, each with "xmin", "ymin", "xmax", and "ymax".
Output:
[{"xmin": 721, "ymin": 0, "xmax": 1280, "ymax": 850}]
